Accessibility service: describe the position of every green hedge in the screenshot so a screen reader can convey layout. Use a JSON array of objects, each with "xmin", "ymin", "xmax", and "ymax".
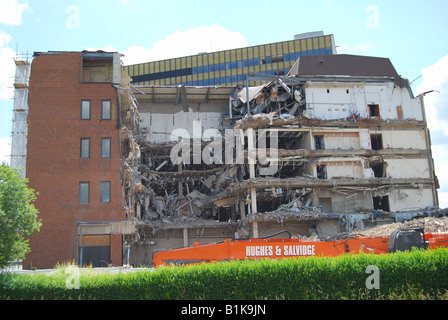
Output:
[{"xmin": 1, "ymin": 248, "xmax": 448, "ymax": 300}]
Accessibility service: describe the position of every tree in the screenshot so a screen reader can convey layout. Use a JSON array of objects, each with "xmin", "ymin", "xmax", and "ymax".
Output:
[{"xmin": 0, "ymin": 163, "xmax": 41, "ymax": 269}]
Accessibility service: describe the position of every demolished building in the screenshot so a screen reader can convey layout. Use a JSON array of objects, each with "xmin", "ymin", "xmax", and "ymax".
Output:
[
  {"xmin": 19, "ymin": 50, "xmax": 444, "ymax": 269},
  {"xmin": 121, "ymin": 54, "xmax": 442, "ymax": 267}
]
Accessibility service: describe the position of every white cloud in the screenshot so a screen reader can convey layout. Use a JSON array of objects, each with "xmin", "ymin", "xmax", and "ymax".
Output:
[
  {"xmin": 337, "ymin": 43, "xmax": 376, "ymax": 55},
  {"xmin": 416, "ymin": 55, "xmax": 448, "ymax": 134},
  {"xmin": 0, "ymin": 137, "xmax": 11, "ymax": 164},
  {"xmin": 0, "ymin": 31, "xmax": 16, "ymax": 100},
  {"xmin": 0, "ymin": 32, "xmax": 11, "ymax": 47},
  {"xmin": 416, "ymin": 54, "xmax": 448, "ymax": 209},
  {"xmin": 87, "ymin": 24, "xmax": 248, "ymax": 66},
  {"xmin": 0, "ymin": 0, "xmax": 29, "ymax": 26},
  {"xmin": 439, "ymin": 192, "xmax": 448, "ymax": 209},
  {"xmin": 0, "ymin": 1, "xmax": 29, "ymax": 100}
]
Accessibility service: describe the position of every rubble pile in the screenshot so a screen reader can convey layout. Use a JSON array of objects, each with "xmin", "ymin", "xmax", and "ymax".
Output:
[
  {"xmin": 331, "ymin": 209, "xmax": 448, "ymax": 239},
  {"xmin": 354, "ymin": 215, "xmax": 448, "ymax": 237}
]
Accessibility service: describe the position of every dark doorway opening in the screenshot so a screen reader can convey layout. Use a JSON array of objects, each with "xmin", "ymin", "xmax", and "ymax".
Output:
[
  {"xmin": 371, "ymin": 134, "xmax": 383, "ymax": 150},
  {"xmin": 79, "ymin": 246, "xmax": 110, "ymax": 267},
  {"xmin": 317, "ymin": 164, "xmax": 327, "ymax": 179},
  {"xmin": 373, "ymin": 195, "xmax": 390, "ymax": 212},
  {"xmin": 368, "ymin": 104, "xmax": 380, "ymax": 117},
  {"xmin": 370, "ymin": 161, "xmax": 386, "ymax": 178}
]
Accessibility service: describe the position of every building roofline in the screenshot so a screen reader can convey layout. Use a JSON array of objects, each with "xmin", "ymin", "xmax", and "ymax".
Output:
[
  {"xmin": 33, "ymin": 50, "xmax": 121, "ymax": 57},
  {"xmin": 124, "ymin": 34, "xmax": 335, "ymax": 67},
  {"xmin": 287, "ymin": 54, "xmax": 413, "ymax": 95}
]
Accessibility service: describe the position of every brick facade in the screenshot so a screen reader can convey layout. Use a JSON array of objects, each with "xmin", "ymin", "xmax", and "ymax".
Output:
[{"xmin": 24, "ymin": 52, "xmax": 126, "ymax": 269}]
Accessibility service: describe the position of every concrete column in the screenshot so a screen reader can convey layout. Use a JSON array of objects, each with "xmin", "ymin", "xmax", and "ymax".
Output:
[
  {"xmin": 252, "ymin": 221, "xmax": 259, "ymax": 238},
  {"xmin": 247, "ymin": 128, "xmax": 257, "ymax": 214},
  {"xmin": 183, "ymin": 228, "xmax": 188, "ymax": 247},
  {"xmin": 250, "ymin": 188, "xmax": 258, "ymax": 214},
  {"xmin": 239, "ymin": 200, "xmax": 246, "ymax": 219},
  {"xmin": 248, "ymin": 128, "xmax": 256, "ymax": 178},
  {"xmin": 178, "ymin": 157, "xmax": 183, "ymax": 198}
]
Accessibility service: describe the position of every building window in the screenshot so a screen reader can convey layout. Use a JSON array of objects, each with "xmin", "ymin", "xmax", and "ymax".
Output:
[
  {"xmin": 373, "ymin": 195, "xmax": 390, "ymax": 212},
  {"xmin": 100, "ymin": 181, "xmax": 111, "ymax": 203},
  {"xmin": 271, "ymin": 55, "xmax": 284, "ymax": 63},
  {"xmin": 370, "ymin": 134, "xmax": 383, "ymax": 150},
  {"xmin": 370, "ymin": 161, "xmax": 386, "ymax": 178},
  {"xmin": 79, "ymin": 182, "xmax": 90, "ymax": 204},
  {"xmin": 102, "ymin": 100, "xmax": 111, "ymax": 120},
  {"xmin": 101, "ymin": 138, "xmax": 111, "ymax": 158},
  {"xmin": 314, "ymin": 135, "xmax": 325, "ymax": 150},
  {"xmin": 80, "ymin": 138, "xmax": 90, "ymax": 159},
  {"xmin": 368, "ymin": 104, "xmax": 380, "ymax": 117},
  {"xmin": 317, "ymin": 164, "xmax": 327, "ymax": 179},
  {"xmin": 81, "ymin": 100, "xmax": 90, "ymax": 120}
]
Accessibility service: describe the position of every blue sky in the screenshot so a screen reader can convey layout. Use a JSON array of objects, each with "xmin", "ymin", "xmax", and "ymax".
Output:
[{"xmin": 0, "ymin": 0, "xmax": 448, "ymax": 208}]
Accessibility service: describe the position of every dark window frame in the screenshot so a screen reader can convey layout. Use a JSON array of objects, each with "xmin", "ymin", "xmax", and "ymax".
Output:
[
  {"xmin": 80, "ymin": 138, "xmax": 90, "ymax": 159},
  {"xmin": 101, "ymin": 137, "xmax": 111, "ymax": 158},
  {"xmin": 100, "ymin": 181, "xmax": 111, "ymax": 204},
  {"xmin": 79, "ymin": 182, "xmax": 90, "ymax": 204},
  {"xmin": 101, "ymin": 100, "xmax": 112, "ymax": 120},
  {"xmin": 81, "ymin": 100, "xmax": 91, "ymax": 120}
]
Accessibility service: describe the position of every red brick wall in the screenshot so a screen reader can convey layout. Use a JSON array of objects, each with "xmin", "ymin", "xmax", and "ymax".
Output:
[
  {"xmin": 24, "ymin": 52, "xmax": 126, "ymax": 269},
  {"xmin": 111, "ymin": 234, "xmax": 123, "ymax": 266}
]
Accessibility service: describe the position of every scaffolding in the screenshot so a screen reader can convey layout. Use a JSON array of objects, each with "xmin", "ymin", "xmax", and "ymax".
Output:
[{"xmin": 10, "ymin": 57, "xmax": 30, "ymax": 178}]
